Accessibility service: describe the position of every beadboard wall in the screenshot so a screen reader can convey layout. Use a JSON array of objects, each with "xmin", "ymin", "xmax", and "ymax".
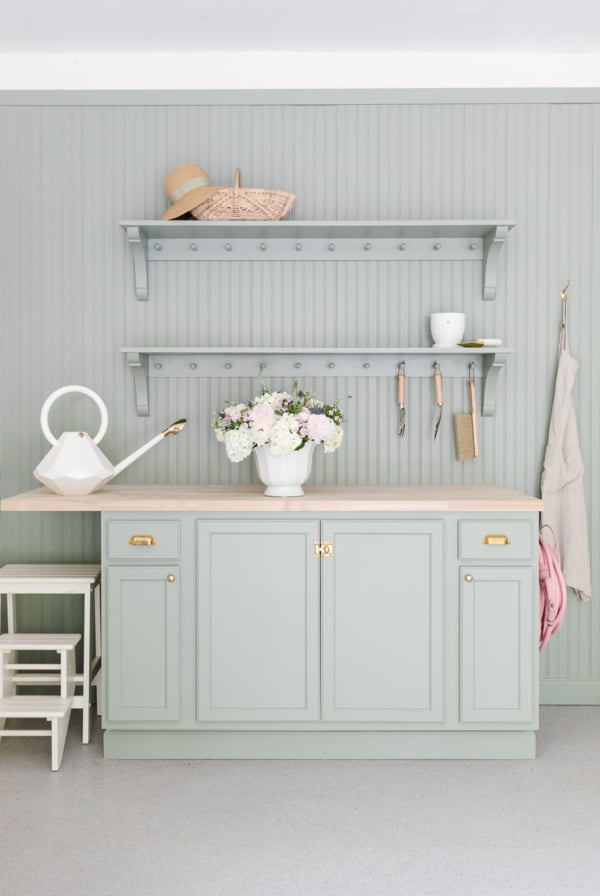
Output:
[{"xmin": 0, "ymin": 91, "xmax": 598, "ymax": 703}]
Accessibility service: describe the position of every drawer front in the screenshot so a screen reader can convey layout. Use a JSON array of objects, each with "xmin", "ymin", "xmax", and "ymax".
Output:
[
  {"xmin": 106, "ymin": 520, "xmax": 181, "ymax": 561},
  {"xmin": 459, "ymin": 520, "xmax": 534, "ymax": 561}
]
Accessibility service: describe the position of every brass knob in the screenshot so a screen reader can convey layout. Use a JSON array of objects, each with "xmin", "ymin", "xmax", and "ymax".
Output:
[
  {"xmin": 128, "ymin": 534, "xmax": 156, "ymax": 546},
  {"xmin": 167, "ymin": 574, "xmax": 175, "ymax": 583},
  {"xmin": 465, "ymin": 574, "xmax": 473, "ymax": 583}
]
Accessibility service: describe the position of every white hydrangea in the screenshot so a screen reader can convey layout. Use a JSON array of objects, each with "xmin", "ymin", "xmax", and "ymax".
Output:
[
  {"xmin": 269, "ymin": 415, "xmax": 302, "ymax": 456},
  {"xmin": 323, "ymin": 426, "xmax": 344, "ymax": 453},
  {"xmin": 253, "ymin": 391, "xmax": 293, "ymax": 411},
  {"xmin": 224, "ymin": 427, "xmax": 254, "ymax": 462},
  {"xmin": 213, "ymin": 426, "xmax": 226, "ymax": 443}
]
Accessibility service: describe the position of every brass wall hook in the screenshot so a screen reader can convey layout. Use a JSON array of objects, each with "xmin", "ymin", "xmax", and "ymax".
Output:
[{"xmin": 560, "ymin": 280, "xmax": 570, "ymax": 301}]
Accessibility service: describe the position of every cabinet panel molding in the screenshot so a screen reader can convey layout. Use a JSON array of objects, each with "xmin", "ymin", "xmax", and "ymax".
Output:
[
  {"xmin": 460, "ymin": 566, "xmax": 536, "ymax": 724},
  {"xmin": 105, "ymin": 565, "xmax": 180, "ymax": 722},
  {"xmin": 196, "ymin": 520, "xmax": 321, "ymax": 721},
  {"xmin": 321, "ymin": 520, "xmax": 445, "ymax": 722}
]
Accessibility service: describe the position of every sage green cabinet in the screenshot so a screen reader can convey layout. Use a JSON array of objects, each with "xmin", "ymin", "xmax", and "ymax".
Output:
[
  {"xmin": 321, "ymin": 520, "xmax": 444, "ymax": 722},
  {"xmin": 196, "ymin": 520, "xmax": 321, "ymax": 721},
  {"xmin": 460, "ymin": 566, "xmax": 536, "ymax": 724},
  {"xmin": 100, "ymin": 506, "xmax": 539, "ymax": 758},
  {"xmin": 105, "ymin": 565, "xmax": 180, "ymax": 722}
]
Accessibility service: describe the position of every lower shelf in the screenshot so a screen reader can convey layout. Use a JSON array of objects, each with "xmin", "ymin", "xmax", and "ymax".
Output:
[{"xmin": 121, "ymin": 346, "xmax": 512, "ymax": 417}]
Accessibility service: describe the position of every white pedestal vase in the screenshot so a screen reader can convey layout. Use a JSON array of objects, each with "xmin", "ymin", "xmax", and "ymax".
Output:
[{"xmin": 253, "ymin": 442, "xmax": 315, "ymax": 497}]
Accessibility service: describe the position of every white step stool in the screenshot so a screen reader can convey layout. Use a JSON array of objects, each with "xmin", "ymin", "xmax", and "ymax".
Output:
[
  {"xmin": 0, "ymin": 633, "xmax": 81, "ymax": 770},
  {"xmin": 0, "ymin": 564, "xmax": 101, "ymax": 743}
]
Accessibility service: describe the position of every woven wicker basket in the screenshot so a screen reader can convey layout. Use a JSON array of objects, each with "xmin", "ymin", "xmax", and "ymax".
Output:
[{"xmin": 191, "ymin": 168, "xmax": 295, "ymax": 221}]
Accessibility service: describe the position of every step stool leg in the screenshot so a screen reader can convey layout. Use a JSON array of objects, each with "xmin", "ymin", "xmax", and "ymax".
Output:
[
  {"xmin": 3, "ymin": 590, "xmax": 19, "ymax": 736},
  {"xmin": 63, "ymin": 648, "xmax": 76, "ymax": 700},
  {"xmin": 93, "ymin": 581, "xmax": 102, "ymax": 717},
  {"xmin": 51, "ymin": 648, "xmax": 76, "ymax": 770},
  {"xmin": 0, "ymin": 649, "xmax": 16, "ymax": 698},
  {"xmin": 82, "ymin": 585, "xmax": 91, "ymax": 744},
  {"xmin": 94, "ymin": 581, "xmax": 102, "ymax": 660},
  {"xmin": 6, "ymin": 593, "xmax": 15, "ymax": 633},
  {"xmin": 0, "ymin": 649, "xmax": 16, "ymax": 737},
  {"xmin": 3, "ymin": 592, "xmax": 18, "ymax": 738},
  {"xmin": 50, "ymin": 714, "xmax": 70, "ymax": 771},
  {"xmin": 92, "ymin": 669, "xmax": 102, "ymax": 717}
]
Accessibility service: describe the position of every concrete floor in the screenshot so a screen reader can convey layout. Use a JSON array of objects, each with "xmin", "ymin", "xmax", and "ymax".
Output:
[{"xmin": 1, "ymin": 707, "xmax": 599, "ymax": 896}]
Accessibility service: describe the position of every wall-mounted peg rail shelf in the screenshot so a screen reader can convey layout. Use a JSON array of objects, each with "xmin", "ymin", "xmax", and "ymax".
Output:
[
  {"xmin": 121, "ymin": 346, "xmax": 513, "ymax": 418},
  {"xmin": 120, "ymin": 220, "xmax": 515, "ymax": 302}
]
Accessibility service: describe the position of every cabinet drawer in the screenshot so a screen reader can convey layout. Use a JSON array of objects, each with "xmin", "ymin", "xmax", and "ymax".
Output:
[
  {"xmin": 459, "ymin": 520, "xmax": 534, "ymax": 561},
  {"xmin": 106, "ymin": 520, "xmax": 181, "ymax": 561}
]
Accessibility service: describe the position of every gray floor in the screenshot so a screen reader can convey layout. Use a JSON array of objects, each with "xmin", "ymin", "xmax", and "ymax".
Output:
[{"xmin": 1, "ymin": 707, "xmax": 599, "ymax": 896}]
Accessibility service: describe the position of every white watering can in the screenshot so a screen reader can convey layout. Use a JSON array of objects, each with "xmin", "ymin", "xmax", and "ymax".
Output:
[{"xmin": 33, "ymin": 385, "xmax": 187, "ymax": 496}]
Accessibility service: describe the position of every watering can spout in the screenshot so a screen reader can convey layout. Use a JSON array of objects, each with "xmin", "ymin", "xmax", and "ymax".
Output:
[
  {"xmin": 112, "ymin": 418, "xmax": 187, "ymax": 476},
  {"xmin": 163, "ymin": 418, "xmax": 187, "ymax": 437}
]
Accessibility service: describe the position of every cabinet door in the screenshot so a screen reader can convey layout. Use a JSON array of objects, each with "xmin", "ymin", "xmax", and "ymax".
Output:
[
  {"xmin": 105, "ymin": 566, "xmax": 180, "ymax": 722},
  {"xmin": 460, "ymin": 566, "xmax": 536, "ymax": 724},
  {"xmin": 321, "ymin": 520, "xmax": 444, "ymax": 722},
  {"xmin": 196, "ymin": 520, "xmax": 321, "ymax": 721}
]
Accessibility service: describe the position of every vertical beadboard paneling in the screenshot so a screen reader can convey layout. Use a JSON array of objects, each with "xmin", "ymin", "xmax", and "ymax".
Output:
[
  {"xmin": 540, "ymin": 104, "xmax": 596, "ymax": 685},
  {"xmin": 1, "ymin": 95, "xmax": 599, "ymax": 701}
]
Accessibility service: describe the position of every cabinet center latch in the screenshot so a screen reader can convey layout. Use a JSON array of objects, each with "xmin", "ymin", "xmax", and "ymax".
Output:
[{"xmin": 314, "ymin": 541, "xmax": 333, "ymax": 558}]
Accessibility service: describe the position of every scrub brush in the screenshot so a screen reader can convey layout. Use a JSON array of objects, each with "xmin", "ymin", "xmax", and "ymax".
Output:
[{"xmin": 454, "ymin": 363, "xmax": 479, "ymax": 461}]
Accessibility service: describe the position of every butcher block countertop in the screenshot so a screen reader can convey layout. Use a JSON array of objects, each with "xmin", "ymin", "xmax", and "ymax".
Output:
[{"xmin": 1, "ymin": 484, "xmax": 542, "ymax": 513}]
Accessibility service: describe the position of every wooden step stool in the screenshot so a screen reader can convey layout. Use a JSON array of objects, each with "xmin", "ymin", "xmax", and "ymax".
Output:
[
  {"xmin": 0, "ymin": 565, "xmax": 101, "ymax": 743},
  {"xmin": 0, "ymin": 633, "xmax": 81, "ymax": 770}
]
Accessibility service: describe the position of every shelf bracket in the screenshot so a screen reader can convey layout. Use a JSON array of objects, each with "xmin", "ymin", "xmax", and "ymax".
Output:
[
  {"xmin": 126, "ymin": 352, "xmax": 150, "ymax": 416},
  {"xmin": 482, "ymin": 226, "xmax": 509, "ymax": 301},
  {"xmin": 481, "ymin": 352, "xmax": 506, "ymax": 417},
  {"xmin": 125, "ymin": 226, "xmax": 149, "ymax": 301}
]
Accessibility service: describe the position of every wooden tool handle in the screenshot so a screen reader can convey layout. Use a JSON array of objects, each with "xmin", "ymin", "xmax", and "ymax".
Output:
[
  {"xmin": 434, "ymin": 372, "xmax": 443, "ymax": 405},
  {"xmin": 397, "ymin": 370, "xmax": 405, "ymax": 404},
  {"xmin": 469, "ymin": 378, "xmax": 479, "ymax": 458}
]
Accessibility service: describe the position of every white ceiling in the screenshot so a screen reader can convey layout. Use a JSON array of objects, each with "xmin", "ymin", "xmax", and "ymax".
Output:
[{"xmin": 3, "ymin": 0, "xmax": 600, "ymax": 53}]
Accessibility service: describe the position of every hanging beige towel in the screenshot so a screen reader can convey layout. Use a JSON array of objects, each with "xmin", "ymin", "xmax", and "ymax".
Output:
[{"xmin": 540, "ymin": 312, "xmax": 591, "ymax": 601}]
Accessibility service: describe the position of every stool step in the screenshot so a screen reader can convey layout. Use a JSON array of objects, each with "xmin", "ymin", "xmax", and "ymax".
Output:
[
  {"xmin": 0, "ymin": 696, "xmax": 73, "ymax": 718},
  {"xmin": 0, "ymin": 563, "xmax": 101, "ymax": 586},
  {"xmin": 12, "ymin": 672, "xmax": 84, "ymax": 685},
  {"xmin": 0, "ymin": 633, "xmax": 81, "ymax": 652}
]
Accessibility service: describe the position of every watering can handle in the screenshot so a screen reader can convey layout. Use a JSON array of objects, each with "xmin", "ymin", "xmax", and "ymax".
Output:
[{"xmin": 40, "ymin": 385, "xmax": 109, "ymax": 446}]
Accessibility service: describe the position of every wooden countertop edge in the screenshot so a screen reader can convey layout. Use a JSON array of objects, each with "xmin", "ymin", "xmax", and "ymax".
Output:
[{"xmin": 1, "ymin": 485, "xmax": 543, "ymax": 513}]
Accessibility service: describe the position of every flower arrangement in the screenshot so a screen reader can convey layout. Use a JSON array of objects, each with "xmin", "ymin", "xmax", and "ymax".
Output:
[{"xmin": 213, "ymin": 385, "xmax": 345, "ymax": 463}]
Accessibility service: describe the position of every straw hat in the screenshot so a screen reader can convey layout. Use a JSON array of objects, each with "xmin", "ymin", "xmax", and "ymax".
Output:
[{"xmin": 162, "ymin": 163, "xmax": 223, "ymax": 220}]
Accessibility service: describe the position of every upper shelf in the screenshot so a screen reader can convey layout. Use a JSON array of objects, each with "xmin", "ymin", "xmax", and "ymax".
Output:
[{"xmin": 120, "ymin": 219, "xmax": 516, "ymax": 302}]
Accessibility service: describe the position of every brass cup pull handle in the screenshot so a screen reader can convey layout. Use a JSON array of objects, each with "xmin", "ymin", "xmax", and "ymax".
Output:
[
  {"xmin": 128, "ymin": 534, "xmax": 157, "ymax": 546},
  {"xmin": 482, "ymin": 534, "xmax": 510, "ymax": 545}
]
